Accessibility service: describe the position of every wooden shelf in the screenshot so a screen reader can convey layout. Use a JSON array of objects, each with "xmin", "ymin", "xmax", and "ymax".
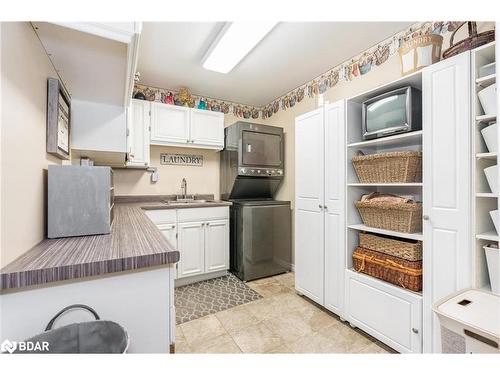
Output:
[
  {"xmin": 476, "ymin": 231, "xmax": 500, "ymax": 241},
  {"xmin": 476, "ymin": 114, "xmax": 497, "ymax": 123},
  {"xmin": 348, "ymin": 182, "xmax": 423, "ymax": 187},
  {"xmin": 476, "ymin": 73, "xmax": 496, "ymax": 87},
  {"xmin": 347, "ymin": 224, "xmax": 423, "ymax": 241},
  {"xmin": 347, "ymin": 130, "xmax": 423, "ymax": 149},
  {"xmin": 476, "ymin": 192, "xmax": 498, "ymax": 198},
  {"xmin": 476, "ymin": 152, "xmax": 497, "ymax": 160}
]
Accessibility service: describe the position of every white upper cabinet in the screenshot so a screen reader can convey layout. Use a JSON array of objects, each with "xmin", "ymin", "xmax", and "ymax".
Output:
[
  {"xmin": 150, "ymin": 102, "xmax": 224, "ymax": 150},
  {"xmin": 422, "ymin": 51, "xmax": 472, "ymax": 353},
  {"xmin": 190, "ymin": 109, "xmax": 225, "ymax": 148},
  {"xmin": 150, "ymin": 103, "xmax": 191, "ymax": 146},
  {"xmin": 127, "ymin": 99, "xmax": 150, "ymax": 167}
]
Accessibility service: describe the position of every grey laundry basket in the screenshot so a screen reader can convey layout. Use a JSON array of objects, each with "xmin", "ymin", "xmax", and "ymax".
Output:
[{"xmin": 15, "ymin": 304, "xmax": 129, "ymax": 354}]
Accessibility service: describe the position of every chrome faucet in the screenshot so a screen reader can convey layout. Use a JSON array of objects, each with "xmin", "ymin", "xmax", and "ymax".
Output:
[{"xmin": 181, "ymin": 178, "xmax": 187, "ymax": 199}]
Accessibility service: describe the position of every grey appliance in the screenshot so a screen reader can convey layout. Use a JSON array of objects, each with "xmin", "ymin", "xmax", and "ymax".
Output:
[
  {"xmin": 220, "ymin": 122, "xmax": 291, "ymax": 281},
  {"xmin": 48, "ymin": 165, "xmax": 114, "ymax": 238},
  {"xmin": 220, "ymin": 122, "xmax": 284, "ymax": 200},
  {"xmin": 230, "ymin": 199, "xmax": 291, "ymax": 282}
]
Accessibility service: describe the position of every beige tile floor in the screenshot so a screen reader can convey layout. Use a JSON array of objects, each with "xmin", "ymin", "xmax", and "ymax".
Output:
[{"xmin": 175, "ymin": 272, "xmax": 396, "ymax": 354}]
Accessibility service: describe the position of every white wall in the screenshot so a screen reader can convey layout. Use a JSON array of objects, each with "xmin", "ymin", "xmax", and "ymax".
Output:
[{"xmin": 1, "ymin": 22, "xmax": 64, "ymax": 267}]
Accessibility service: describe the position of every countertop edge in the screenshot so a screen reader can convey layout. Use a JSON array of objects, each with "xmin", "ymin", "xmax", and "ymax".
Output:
[{"xmin": 0, "ymin": 251, "xmax": 180, "ymax": 291}]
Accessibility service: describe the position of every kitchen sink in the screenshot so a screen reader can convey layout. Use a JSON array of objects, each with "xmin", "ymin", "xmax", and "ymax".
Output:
[{"xmin": 163, "ymin": 198, "xmax": 213, "ymax": 204}]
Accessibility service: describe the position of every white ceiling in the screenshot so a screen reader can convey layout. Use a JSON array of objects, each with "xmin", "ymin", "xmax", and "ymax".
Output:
[{"xmin": 137, "ymin": 22, "xmax": 413, "ymax": 107}]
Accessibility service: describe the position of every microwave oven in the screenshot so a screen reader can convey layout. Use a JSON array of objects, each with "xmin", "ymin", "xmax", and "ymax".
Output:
[{"xmin": 361, "ymin": 86, "xmax": 422, "ymax": 140}]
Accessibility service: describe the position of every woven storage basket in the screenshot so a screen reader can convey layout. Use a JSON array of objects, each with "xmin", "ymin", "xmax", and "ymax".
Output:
[
  {"xmin": 353, "ymin": 247, "xmax": 422, "ymax": 292},
  {"xmin": 355, "ymin": 197, "xmax": 422, "ymax": 233},
  {"xmin": 443, "ymin": 22, "xmax": 495, "ymax": 59},
  {"xmin": 359, "ymin": 232, "xmax": 422, "ymax": 261},
  {"xmin": 352, "ymin": 151, "xmax": 422, "ymax": 183}
]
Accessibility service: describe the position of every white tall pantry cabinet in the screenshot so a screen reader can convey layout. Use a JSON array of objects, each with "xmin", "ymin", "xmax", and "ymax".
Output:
[
  {"xmin": 295, "ymin": 100, "xmax": 345, "ymax": 316},
  {"xmin": 295, "ymin": 48, "xmax": 479, "ymax": 353},
  {"xmin": 422, "ymin": 51, "xmax": 472, "ymax": 353}
]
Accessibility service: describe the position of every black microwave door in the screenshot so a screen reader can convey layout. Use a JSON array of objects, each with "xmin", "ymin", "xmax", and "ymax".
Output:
[{"xmin": 241, "ymin": 130, "xmax": 282, "ymax": 167}]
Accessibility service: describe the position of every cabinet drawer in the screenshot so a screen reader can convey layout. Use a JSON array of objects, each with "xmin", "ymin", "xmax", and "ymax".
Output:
[
  {"xmin": 345, "ymin": 269, "xmax": 422, "ymax": 353},
  {"xmin": 177, "ymin": 207, "xmax": 229, "ymax": 223},
  {"xmin": 144, "ymin": 209, "xmax": 177, "ymax": 224}
]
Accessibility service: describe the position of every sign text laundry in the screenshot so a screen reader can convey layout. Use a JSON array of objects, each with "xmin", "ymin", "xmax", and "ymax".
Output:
[{"xmin": 160, "ymin": 153, "xmax": 203, "ymax": 167}]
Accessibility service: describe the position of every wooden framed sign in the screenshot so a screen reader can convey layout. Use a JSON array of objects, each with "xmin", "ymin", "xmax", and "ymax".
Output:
[
  {"xmin": 160, "ymin": 153, "xmax": 203, "ymax": 167},
  {"xmin": 47, "ymin": 77, "xmax": 71, "ymax": 160}
]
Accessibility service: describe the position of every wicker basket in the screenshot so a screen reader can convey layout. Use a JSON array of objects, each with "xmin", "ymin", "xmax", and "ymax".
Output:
[
  {"xmin": 352, "ymin": 151, "xmax": 422, "ymax": 183},
  {"xmin": 443, "ymin": 22, "xmax": 495, "ymax": 59},
  {"xmin": 353, "ymin": 247, "xmax": 422, "ymax": 292},
  {"xmin": 355, "ymin": 197, "xmax": 422, "ymax": 233},
  {"xmin": 359, "ymin": 232, "xmax": 422, "ymax": 261}
]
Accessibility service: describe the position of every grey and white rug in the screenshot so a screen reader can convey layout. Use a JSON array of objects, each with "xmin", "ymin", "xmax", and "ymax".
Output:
[{"xmin": 175, "ymin": 273, "xmax": 262, "ymax": 324}]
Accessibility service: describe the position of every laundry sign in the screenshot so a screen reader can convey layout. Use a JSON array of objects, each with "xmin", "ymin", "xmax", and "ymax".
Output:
[{"xmin": 160, "ymin": 153, "xmax": 203, "ymax": 167}]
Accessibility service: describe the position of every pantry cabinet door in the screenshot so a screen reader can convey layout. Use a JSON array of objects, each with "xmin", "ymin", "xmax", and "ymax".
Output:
[
  {"xmin": 294, "ymin": 108, "xmax": 325, "ymax": 304},
  {"xmin": 127, "ymin": 99, "xmax": 150, "ymax": 167},
  {"xmin": 204, "ymin": 220, "xmax": 229, "ymax": 273},
  {"xmin": 422, "ymin": 51, "xmax": 471, "ymax": 353},
  {"xmin": 324, "ymin": 100, "xmax": 346, "ymax": 316},
  {"xmin": 150, "ymin": 102, "xmax": 190, "ymax": 146},
  {"xmin": 190, "ymin": 109, "xmax": 224, "ymax": 149},
  {"xmin": 178, "ymin": 221, "xmax": 205, "ymax": 278}
]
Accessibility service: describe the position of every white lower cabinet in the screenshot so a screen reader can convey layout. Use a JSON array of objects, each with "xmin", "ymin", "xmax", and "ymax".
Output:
[
  {"xmin": 204, "ymin": 220, "xmax": 229, "ymax": 273},
  {"xmin": 145, "ymin": 206, "xmax": 229, "ymax": 283},
  {"xmin": 178, "ymin": 221, "xmax": 205, "ymax": 278},
  {"xmin": 345, "ymin": 270, "xmax": 422, "ymax": 354}
]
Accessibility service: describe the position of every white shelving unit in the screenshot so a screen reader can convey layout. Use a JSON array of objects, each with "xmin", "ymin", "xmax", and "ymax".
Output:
[
  {"xmin": 471, "ymin": 41, "xmax": 497, "ymax": 291},
  {"xmin": 343, "ymin": 72, "xmax": 424, "ymax": 353}
]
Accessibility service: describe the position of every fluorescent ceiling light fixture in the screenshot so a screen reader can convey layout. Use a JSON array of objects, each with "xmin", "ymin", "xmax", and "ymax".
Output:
[{"xmin": 203, "ymin": 21, "xmax": 277, "ymax": 74}]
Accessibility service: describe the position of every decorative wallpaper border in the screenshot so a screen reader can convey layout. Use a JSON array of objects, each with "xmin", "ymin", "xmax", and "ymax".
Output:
[{"xmin": 133, "ymin": 21, "xmax": 488, "ymax": 120}]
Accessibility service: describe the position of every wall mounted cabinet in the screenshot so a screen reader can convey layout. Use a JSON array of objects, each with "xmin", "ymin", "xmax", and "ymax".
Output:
[
  {"xmin": 127, "ymin": 99, "xmax": 151, "ymax": 167},
  {"xmin": 150, "ymin": 102, "xmax": 224, "ymax": 150},
  {"xmin": 295, "ymin": 100, "xmax": 345, "ymax": 317}
]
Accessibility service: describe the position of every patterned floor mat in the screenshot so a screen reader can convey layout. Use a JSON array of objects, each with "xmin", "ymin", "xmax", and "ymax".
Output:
[{"xmin": 175, "ymin": 273, "xmax": 262, "ymax": 324}]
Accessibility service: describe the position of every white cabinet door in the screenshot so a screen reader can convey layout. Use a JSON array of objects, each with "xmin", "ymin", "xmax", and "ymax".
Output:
[
  {"xmin": 178, "ymin": 221, "xmax": 205, "ymax": 278},
  {"xmin": 345, "ymin": 270, "xmax": 422, "ymax": 353},
  {"xmin": 150, "ymin": 102, "xmax": 190, "ymax": 146},
  {"xmin": 422, "ymin": 51, "xmax": 471, "ymax": 353},
  {"xmin": 190, "ymin": 109, "xmax": 224, "ymax": 149},
  {"xmin": 294, "ymin": 108, "xmax": 325, "ymax": 304},
  {"xmin": 324, "ymin": 100, "xmax": 345, "ymax": 316},
  {"xmin": 204, "ymin": 220, "xmax": 229, "ymax": 273},
  {"xmin": 158, "ymin": 223, "xmax": 178, "ymax": 278},
  {"xmin": 127, "ymin": 99, "xmax": 150, "ymax": 167}
]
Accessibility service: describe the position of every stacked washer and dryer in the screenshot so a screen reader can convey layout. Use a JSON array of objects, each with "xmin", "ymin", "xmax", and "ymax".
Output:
[{"xmin": 220, "ymin": 122, "xmax": 292, "ymax": 282}]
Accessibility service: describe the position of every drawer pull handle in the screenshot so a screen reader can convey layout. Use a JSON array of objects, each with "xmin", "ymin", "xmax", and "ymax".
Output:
[{"xmin": 464, "ymin": 329, "xmax": 499, "ymax": 348}]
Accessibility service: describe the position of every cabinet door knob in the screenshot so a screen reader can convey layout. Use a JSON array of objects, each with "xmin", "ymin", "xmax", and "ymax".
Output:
[
  {"xmin": 186, "ymin": 140, "xmax": 189, "ymax": 143},
  {"xmin": 412, "ymin": 328, "xmax": 419, "ymax": 334},
  {"xmin": 423, "ymin": 215, "xmax": 430, "ymax": 221},
  {"xmin": 319, "ymin": 204, "xmax": 323, "ymax": 209},
  {"xmin": 324, "ymin": 205, "xmax": 328, "ymax": 211}
]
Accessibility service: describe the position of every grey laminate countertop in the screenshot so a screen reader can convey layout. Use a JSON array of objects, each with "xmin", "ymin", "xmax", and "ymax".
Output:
[
  {"xmin": 0, "ymin": 202, "xmax": 181, "ymax": 291},
  {"xmin": 114, "ymin": 194, "xmax": 232, "ymax": 210}
]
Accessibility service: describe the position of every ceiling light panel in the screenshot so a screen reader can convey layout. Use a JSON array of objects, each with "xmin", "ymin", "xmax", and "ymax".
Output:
[{"xmin": 203, "ymin": 21, "xmax": 277, "ymax": 74}]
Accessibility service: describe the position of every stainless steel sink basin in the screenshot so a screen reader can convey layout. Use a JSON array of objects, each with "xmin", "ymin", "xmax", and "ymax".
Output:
[{"xmin": 163, "ymin": 198, "xmax": 213, "ymax": 205}]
